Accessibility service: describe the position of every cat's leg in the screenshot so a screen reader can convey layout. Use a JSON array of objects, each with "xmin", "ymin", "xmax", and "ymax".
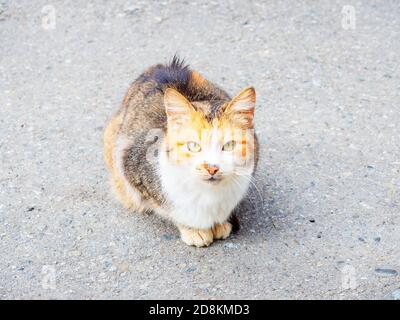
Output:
[
  {"xmin": 178, "ymin": 224, "xmax": 214, "ymax": 247},
  {"xmin": 178, "ymin": 222, "xmax": 232, "ymax": 247},
  {"xmin": 212, "ymin": 222, "xmax": 233, "ymax": 240}
]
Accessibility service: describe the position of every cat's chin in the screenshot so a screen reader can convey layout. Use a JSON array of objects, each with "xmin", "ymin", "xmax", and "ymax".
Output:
[{"xmin": 203, "ymin": 177, "xmax": 221, "ymax": 185}]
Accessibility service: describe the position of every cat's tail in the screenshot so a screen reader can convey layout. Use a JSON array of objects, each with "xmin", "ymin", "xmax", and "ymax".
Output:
[
  {"xmin": 145, "ymin": 55, "xmax": 230, "ymax": 101},
  {"xmin": 153, "ymin": 55, "xmax": 191, "ymax": 94}
]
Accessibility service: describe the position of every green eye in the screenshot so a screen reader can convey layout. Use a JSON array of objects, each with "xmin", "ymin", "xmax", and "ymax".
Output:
[
  {"xmin": 222, "ymin": 140, "xmax": 236, "ymax": 151},
  {"xmin": 187, "ymin": 141, "xmax": 201, "ymax": 152}
]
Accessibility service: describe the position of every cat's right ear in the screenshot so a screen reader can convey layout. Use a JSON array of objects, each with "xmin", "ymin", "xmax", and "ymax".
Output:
[{"xmin": 164, "ymin": 88, "xmax": 195, "ymax": 124}]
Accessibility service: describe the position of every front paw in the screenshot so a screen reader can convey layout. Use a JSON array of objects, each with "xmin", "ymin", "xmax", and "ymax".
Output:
[
  {"xmin": 212, "ymin": 222, "xmax": 232, "ymax": 240},
  {"xmin": 179, "ymin": 226, "xmax": 213, "ymax": 247}
]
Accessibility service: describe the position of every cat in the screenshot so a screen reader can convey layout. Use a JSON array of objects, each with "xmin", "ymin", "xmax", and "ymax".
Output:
[{"xmin": 104, "ymin": 56, "xmax": 258, "ymax": 247}]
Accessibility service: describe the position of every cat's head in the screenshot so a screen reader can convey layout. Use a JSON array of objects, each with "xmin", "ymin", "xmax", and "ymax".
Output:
[{"xmin": 163, "ymin": 87, "xmax": 256, "ymax": 186}]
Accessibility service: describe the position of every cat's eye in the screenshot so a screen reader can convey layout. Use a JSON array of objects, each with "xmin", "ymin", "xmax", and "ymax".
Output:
[
  {"xmin": 222, "ymin": 140, "xmax": 236, "ymax": 151},
  {"xmin": 187, "ymin": 141, "xmax": 201, "ymax": 153}
]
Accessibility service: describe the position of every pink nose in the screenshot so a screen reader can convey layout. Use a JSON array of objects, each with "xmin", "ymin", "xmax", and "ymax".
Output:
[{"xmin": 206, "ymin": 165, "xmax": 219, "ymax": 175}]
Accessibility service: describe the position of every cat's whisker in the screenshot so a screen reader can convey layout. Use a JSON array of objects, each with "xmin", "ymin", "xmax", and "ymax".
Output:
[{"xmin": 231, "ymin": 174, "xmax": 265, "ymax": 210}]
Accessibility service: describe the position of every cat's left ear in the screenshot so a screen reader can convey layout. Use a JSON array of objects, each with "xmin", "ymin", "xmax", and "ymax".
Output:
[
  {"xmin": 164, "ymin": 88, "xmax": 195, "ymax": 125},
  {"xmin": 224, "ymin": 87, "xmax": 256, "ymax": 128}
]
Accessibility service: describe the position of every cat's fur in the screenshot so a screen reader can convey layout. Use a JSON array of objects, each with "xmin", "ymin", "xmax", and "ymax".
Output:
[{"xmin": 104, "ymin": 57, "xmax": 258, "ymax": 247}]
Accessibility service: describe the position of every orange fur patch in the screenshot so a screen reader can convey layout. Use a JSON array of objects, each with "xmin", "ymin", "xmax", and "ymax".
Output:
[
  {"xmin": 103, "ymin": 114, "xmax": 122, "ymax": 170},
  {"xmin": 191, "ymin": 71, "xmax": 207, "ymax": 88}
]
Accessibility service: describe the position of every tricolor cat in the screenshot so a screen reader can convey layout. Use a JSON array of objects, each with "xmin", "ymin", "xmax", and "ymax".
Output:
[{"xmin": 104, "ymin": 57, "xmax": 258, "ymax": 247}]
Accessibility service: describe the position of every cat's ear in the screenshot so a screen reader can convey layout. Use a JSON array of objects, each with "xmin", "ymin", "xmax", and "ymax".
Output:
[
  {"xmin": 164, "ymin": 88, "xmax": 195, "ymax": 124},
  {"xmin": 224, "ymin": 87, "xmax": 256, "ymax": 128}
]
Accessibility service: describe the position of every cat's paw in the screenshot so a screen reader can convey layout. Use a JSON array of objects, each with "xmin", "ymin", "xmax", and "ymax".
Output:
[
  {"xmin": 179, "ymin": 226, "xmax": 214, "ymax": 247},
  {"xmin": 212, "ymin": 222, "xmax": 232, "ymax": 240}
]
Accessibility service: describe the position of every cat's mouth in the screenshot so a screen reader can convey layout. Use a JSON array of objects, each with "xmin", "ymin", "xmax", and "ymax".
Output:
[{"xmin": 203, "ymin": 176, "xmax": 222, "ymax": 184}]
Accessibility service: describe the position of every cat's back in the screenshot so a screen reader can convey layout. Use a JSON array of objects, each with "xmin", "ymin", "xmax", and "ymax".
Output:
[{"xmin": 119, "ymin": 57, "xmax": 231, "ymax": 135}]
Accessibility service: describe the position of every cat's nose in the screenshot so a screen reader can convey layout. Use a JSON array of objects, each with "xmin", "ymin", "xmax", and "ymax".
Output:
[{"xmin": 206, "ymin": 165, "xmax": 219, "ymax": 176}]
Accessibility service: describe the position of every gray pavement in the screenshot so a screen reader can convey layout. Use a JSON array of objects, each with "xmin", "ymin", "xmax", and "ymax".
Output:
[{"xmin": 0, "ymin": 0, "xmax": 399, "ymax": 299}]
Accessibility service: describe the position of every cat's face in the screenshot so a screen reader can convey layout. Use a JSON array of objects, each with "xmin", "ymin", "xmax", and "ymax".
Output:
[{"xmin": 164, "ymin": 87, "xmax": 256, "ymax": 186}]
